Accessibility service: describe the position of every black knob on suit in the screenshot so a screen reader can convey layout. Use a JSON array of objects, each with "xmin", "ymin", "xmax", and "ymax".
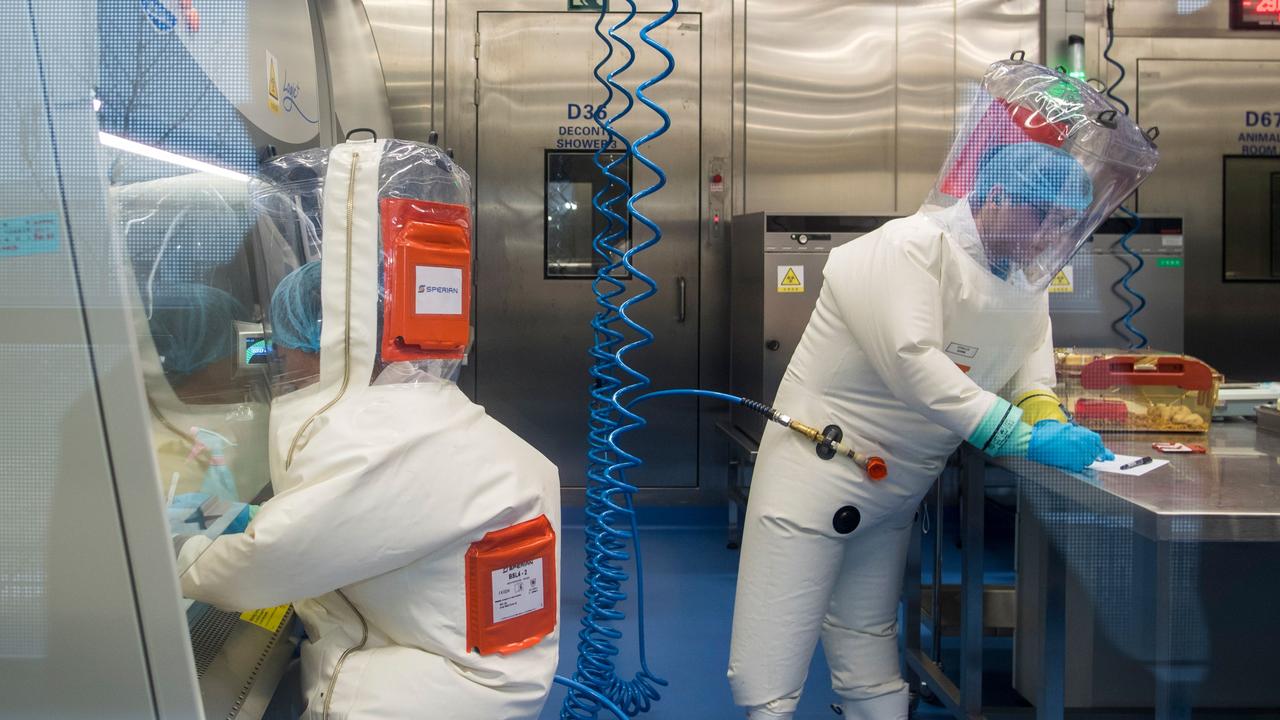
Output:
[{"xmin": 832, "ymin": 506, "xmax": 861, "ymax": 535}]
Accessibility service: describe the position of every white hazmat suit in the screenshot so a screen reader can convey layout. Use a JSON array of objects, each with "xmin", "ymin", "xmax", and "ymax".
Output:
[
  {"xmin": 728, "ymin": 58, "xmax": 1160, "ymax": 719},
  {"xmin": 180, "ymin": 138, "xmax": 561, "ymax": 719}
]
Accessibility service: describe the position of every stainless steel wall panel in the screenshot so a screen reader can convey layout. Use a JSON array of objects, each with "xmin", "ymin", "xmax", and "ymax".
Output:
[
  {"xmin": 362, "ymin": 0, "xmax": 435, "ymax": 143},
  {"xmin": 1084, "ymin": 1, "xmax": 1279, "ymax": 79},
  {"xmin": 446, "ymin": 0, "xmax": 733, "ymax": 505},
  {"xmin": 1137, "ymin": 58, "xmax": 1280, "ymax": 379},
  {"xmin": 698, "ymin": 0, "xmax": 737, "ymax": 501},
  {"xmin": 955, "ymin": 0, "xmax": 1041, "ymax": 178},
  {"xmin": 1093, "ymin": 36, "xmax": 1280, "ymax": 121},
  {"xmin": 955, "ymin": 0, "xmax": 1041, "ymax": 80},
  {"xmin": 744, "ymin": 0, "xmax": 897, "ymax": 214},
  {"xmin": 732, "ymin": 0, "xmax": 748, "ymax": 216},
  {"xmin": 474, "ymin": 11, "xmax": 703, "ymax": 488},
  {"xmin": 896, "ymin": 0, "xmax": 956, "ymax": 210},
  {"xmin": 1112, "ymin": 0, "xmax": 1232, "ymax": 35},
  {"xmin": 1081, "ymin": 29, "xmax": 1280, "ymax": 378},
  {"xmin": 315, "ymin": 0, "xmax": 395, "ymax": 138}
]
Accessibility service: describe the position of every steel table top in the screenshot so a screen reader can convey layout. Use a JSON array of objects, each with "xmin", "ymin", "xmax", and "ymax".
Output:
[{"xmin": 993, "ymin": 421, "xmax": 1280, "ymax": 542}]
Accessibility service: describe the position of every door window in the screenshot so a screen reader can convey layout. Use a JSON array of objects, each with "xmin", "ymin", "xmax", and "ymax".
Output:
[{"xmin": 545, "ymin": 150, "xmax": 631, "ymax": 278}]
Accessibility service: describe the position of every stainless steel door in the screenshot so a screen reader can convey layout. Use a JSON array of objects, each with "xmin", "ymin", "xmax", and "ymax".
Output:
[
  {"xmin": 476, "ymin": 12, "xmax": 701, "ymax": 488},
  {"xmin": 1137, "ymin": 58, "xmax": 1280, "ymax": 379}
]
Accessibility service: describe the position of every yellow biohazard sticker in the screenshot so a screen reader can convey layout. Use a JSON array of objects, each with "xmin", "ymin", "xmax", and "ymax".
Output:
[
  {"xmin": 777, "ymin": 265, "xmax": 804, "ymax": 293},
  {"xmin": 240, "ymin": 604, "xmax": 290, "ymax": 633},
  {"xmin": 1048, "ymin": 266, "xmax": 1074, "ymax": 294},
  {"xmin": 266, "ymin": 51, "xmax": 281, "ymax": 114}
]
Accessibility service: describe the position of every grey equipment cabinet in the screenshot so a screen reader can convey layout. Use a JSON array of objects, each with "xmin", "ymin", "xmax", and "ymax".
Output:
[
  {"xmin": 1049, "ymin": 216, "xmax": 1185, "ymax": 351},
  {"xmin": 728, "ymin": 212, "xmax": 900, "ymax": 443}
]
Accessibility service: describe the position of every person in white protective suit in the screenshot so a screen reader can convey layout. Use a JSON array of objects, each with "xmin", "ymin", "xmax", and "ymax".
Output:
[
  {"xmin": 178, "ymin": 137, "xmax": 562, "ymax": 720},
  {"xmin": 728, "ymin": 58, "xmax": 1160, "ymax": 720}
]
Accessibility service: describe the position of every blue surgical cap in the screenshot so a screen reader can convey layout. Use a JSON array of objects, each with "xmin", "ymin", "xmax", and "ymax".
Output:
[
  {"xmin": 974, "ymin": 142, "xmax": 1094, "ymax": 212},
  {"xmin": 270, "ymin": 261, "xmax": 322, "ymax": 352},
  {"xmin": 150, "ymin": 285, "xmax": 250, "ymax": 377}
]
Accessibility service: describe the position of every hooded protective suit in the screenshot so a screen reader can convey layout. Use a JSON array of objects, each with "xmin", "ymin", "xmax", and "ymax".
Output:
[
  {"xmin": 728, "ymin": 59, "xmax": 1159, "ymax": 719},
  {"xmin": 179, "ymin": 138, "xmax": 561, "ymax": 720}
]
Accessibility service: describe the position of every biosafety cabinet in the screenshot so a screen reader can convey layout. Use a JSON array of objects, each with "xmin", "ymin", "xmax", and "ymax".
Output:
[{"xmin": 728, "ymin": 213, "xmax": 900, "ymax": 442}]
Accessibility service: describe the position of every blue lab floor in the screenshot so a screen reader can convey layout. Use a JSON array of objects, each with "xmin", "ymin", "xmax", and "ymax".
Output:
[{"xmin": 539, "ymin": 504, "xmax": 1022, "ymax": 720}]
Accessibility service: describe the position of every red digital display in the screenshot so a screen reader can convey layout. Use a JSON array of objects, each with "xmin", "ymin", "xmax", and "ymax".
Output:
[{"xmin": 1233, "ymin": 0, "xmax": 1280, "ymax": 30}]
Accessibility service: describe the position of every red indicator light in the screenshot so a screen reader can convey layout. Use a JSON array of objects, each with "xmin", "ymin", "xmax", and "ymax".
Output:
[
  {"xmin": 713, "ymin": 213, "xmax": 721, "ymax": 223},
  {"xmin": 711, "ymin": 173, "xmax": 723, "ymax": 184}
]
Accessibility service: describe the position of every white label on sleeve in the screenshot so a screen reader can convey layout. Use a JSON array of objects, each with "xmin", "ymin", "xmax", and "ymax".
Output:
[
  {"xmin": 491, "ymin": 558, "xmax": 544, "ymax": 623},
  {"xmin": 415, "ymin": 266, "xmax": 463, "ymax": 315}
]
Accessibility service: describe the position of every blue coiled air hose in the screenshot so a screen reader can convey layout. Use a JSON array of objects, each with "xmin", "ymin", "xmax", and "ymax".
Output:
[
  {"xmin": 1102, "ymin": 0, "xmax": 1149, "ymax": 349},
  {"xmin": 1114, "ymin": 206, "xmax": 1149, "ymax": 348},
  {"xmin": 554, "ymin": 676, "xmax": 628, "ymax": 720},
  {"xmin": 561, "ymin": 1, "xmax": 677, "ymax": 718},
  {"xmin": 1103, "ymin": 0, "xmax": 1129, "ymax": 116}
]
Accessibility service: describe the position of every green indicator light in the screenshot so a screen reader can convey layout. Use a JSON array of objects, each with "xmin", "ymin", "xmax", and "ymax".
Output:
[
  {"xmin": 1157, "ymin": 258, "xmax": 1184, "ymax": 268},
  {"xmin": 1045, "ymin": 79, "xmax": 1081, "ymax": 102}
]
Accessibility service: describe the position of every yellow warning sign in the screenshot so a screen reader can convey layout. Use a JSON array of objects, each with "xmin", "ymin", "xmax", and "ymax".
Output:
[
  {"xmin": 240, "ymin": 604, "xmax": 290, "ymax": 634},
  {"xmin": 1047, "ymin": 266, "xmax": 1074, "ymax": 294},
  {"xmin": 777, "ymin": 265, "xmax": 804, "ymax": 293},
  {"xmin": 266, "ymin": 51, "xmax": 281, "ymax": 114}
]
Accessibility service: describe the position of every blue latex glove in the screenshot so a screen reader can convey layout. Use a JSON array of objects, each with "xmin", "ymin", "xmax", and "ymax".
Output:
[{"xmin": 1027, "ymin": 420, "xmax": 1114, "ymax": 472}]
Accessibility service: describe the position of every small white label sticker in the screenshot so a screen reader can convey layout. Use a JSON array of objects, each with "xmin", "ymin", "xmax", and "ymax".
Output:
[
  {"xmin": 777, "ymin": 265, "xmax": 804, "ymax": 293},
  {"xmin": 945, "ymin": 342, "xmax": 979, "ymax": 359},
  {"xmin": 1162, "ymin": 235, "xmax": 1184, "ymax": 248},
  {"xmin": 491, "ymin": 558, "xmax": 544, "ymax": 623},
  {"xmin": 415, "ymin": 266, "xmax": 463, "ymax": 315}
]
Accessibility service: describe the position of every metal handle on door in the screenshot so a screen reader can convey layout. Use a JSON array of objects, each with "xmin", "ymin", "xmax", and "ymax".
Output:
[{"xmin": 677, "ymin": 276, "xmax": 687, "ymax": 323}]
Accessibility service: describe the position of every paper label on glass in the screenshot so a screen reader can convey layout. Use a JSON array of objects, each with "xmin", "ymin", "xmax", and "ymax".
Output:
[
  {"xmin": 491, "ymin": 558, "xmax": 544, "ymax": 622},
  {"xmin": 0, "ymin": 213, "xmax": 60, "ymax": 257},
  {"xmin": 415, "ymin": 266, "xmax": 463, "ymax": 315}
]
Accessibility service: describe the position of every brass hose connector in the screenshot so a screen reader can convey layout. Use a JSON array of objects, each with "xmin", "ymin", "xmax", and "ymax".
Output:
[
  {"xmin": 739, "ymin": 398, "xmax": 887, "ymax": 480},
  {"xmin": 773, "ymin": 416, "xmax": 888, "ymax": 481}
]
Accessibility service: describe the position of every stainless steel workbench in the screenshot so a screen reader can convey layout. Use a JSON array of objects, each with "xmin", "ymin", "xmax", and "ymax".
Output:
[
  {"xmin": 1000, "ymin": 423, "xmax": 1280, "ymax": 543},
  {"xmin": 904, "ymin": 421, "xmax": 1280, "ymax": 720}
]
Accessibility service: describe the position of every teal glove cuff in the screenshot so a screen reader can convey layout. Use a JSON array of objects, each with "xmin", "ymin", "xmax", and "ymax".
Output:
[
  {"xmin": 967, "ymin": 397, "xmax": 1026, "ymax": 456},
  {"xmin": 993, "ymin": 421, "xmax": 1033, "ymax": 457}
]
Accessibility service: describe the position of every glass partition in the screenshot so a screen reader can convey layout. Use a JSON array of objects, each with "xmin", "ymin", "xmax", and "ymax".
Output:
[{"xmin": 96, "ymin": 0, "xmax": 293, "ymax": 573}]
